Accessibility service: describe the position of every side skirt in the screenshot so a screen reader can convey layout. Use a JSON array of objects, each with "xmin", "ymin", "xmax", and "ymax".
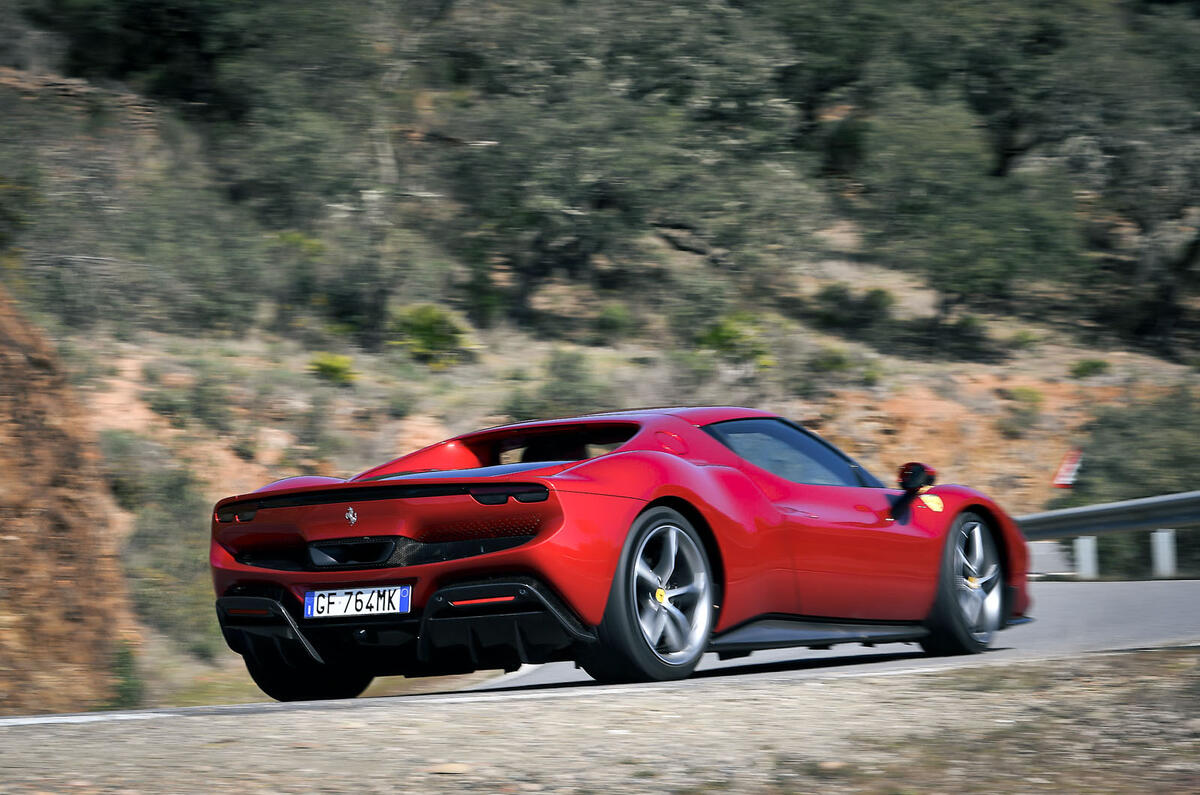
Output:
[{"xmin": 708, "ymin": 615, "xmax": 929, "ymax": 658}]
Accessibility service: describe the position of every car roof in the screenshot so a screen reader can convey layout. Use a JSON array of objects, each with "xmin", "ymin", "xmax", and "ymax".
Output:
[{"xmin": 460, "ymin": 406, "xmax": 778, "ymax": 437}]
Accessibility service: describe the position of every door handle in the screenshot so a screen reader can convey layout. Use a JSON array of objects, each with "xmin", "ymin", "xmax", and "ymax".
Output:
[{"xmin": 781, "ymin": 506, "xmax": 820, "ymax": 519}]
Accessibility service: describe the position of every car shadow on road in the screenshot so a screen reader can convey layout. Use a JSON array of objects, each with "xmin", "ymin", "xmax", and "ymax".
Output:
[
  {"xmin": 692, "ymin": 649, "xmax": 931, "ymax": 680},
  {"xmin": 471, "ymin": 648, "xmax": 933, "ymax": 695}
]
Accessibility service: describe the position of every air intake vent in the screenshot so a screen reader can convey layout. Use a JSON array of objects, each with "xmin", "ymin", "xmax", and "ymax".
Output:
[{"xmin": 309, "ymin": 537, "xmax": 395, "ymax": 568}]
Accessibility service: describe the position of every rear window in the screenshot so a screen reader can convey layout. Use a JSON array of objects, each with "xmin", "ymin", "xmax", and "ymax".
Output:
[{"xmin": 479, "ymin": 423, "xmax": 639, "ymax": 465}]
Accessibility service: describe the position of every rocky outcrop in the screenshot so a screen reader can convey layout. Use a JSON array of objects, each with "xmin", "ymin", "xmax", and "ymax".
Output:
[{"xmin": 0, "ymin": 287, "xmax": 131, "ymax": 714}]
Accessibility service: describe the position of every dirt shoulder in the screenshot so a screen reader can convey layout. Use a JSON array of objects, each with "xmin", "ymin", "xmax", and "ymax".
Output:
[{"xmin": 1, "ymin": 647, "xmax": 1196, "ymax": 793}]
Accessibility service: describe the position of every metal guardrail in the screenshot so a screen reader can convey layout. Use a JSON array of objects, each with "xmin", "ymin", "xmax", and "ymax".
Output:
[
  {"xmin": 1016, "ymin": 490, "xmax": 1200, "ymax": 578},
  {"xmin": 1016, "ymin": 490, "xmax": 1200, "ymax": 541}
]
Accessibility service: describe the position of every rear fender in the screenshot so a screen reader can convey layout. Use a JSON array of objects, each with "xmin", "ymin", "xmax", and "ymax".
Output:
[{"xmin": 552, "ymin": 451, "xmax": 790, "ymax": 632}]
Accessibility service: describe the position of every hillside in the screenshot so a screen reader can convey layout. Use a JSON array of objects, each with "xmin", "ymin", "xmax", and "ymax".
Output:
[
  {"xmin": 0, "ymin": 287, "xmax": 134, "ymax": 714},
  {"xmin": 0, "ymin": 0, "xmax": 1198, "ymax": 712},
  {"xmin": 2, "ymin": 0, "xmax": 1198, "ymax": 356}
]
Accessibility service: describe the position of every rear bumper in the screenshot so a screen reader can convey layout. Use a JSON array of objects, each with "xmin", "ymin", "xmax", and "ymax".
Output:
[
  {"xmin": 216, "ymin": 576, "xmax": 597, "ymax": 675},
  {"xmin": 211, "ymin": 489, "xmax": 645, "ymax": 630}
]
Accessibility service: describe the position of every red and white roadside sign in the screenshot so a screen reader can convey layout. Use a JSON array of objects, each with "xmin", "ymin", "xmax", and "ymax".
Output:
[{"xmin": 1053, "ymin": 449, "xmax": 1083, "ymax": 488}]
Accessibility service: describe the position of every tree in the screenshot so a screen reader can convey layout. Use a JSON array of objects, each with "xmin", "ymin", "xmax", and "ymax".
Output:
[
  {"xmin": 895, "ymin": 0, "xmax": 1200, "ymax": 350},
  {"xmin": 860, "ymin": 90, "xmax": 1081, "ymax": 320},
  {"xmin": 751, "ymin": 0, "xmax": 891, "ymax": 142},
  {"xmin": 427, "ymin": 0, "xmax": 801, "ymax": 323}
]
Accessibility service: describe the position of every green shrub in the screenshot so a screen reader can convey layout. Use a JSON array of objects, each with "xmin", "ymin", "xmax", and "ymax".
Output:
[
  {"xmin": 307, "ymin": 352, "xmax": 357, "ymax": 385},
  {"xmin": 810, "ymin": 348, "xmax": 852, "ymax": 373},
  {"xmin": 105, "ymin": 642, "xmax": 143, "ymax": 710},
  {"xmin": 145, "ymin": 387, "xmax": 189, "ymax": 427},
  {"xmin": 695, "ymin": 313, "xmax": 772, "ymax": 369},
  {"xmin": 820, "ymin": 116, "xmax": 869, "ymax": 176},
  {"xmin": 391, "ymin": 304, "xmax": 474, "ymax": 366},
  {"xmin": 1008, "ymin": 329, "xmax": 1039, "ymax": 350},
  {"xmin": 1006, "ymin": 386, "xmax": 1044, "ymax": 406},
  {"xmin": 592, "ymin": 302, "xmax": 638, "ymax": 341},
  {"xmin": 140, "ymin": 360, "xmax": 164, "ymax": 385},
  {"xmin": 144, "ymin": 370, "xmax": 234, "ymax": 430},
  {"xmin": 948, "ymin": 315, "xmax": 992, "ymax": 357},
  {"xmin": 813, "ymin": 284, "xmax": 894, "ymax": 331},
  {"xmin": 231, "ymin": 436, "xmax": 256, "ymax": 461},
  {"xmin": 862, "ymin": 289, "xmax": 896, "ymax": 317},
  {"xmin": 812, "ymin": 284, "xmax": 854, "ymax": 326},
  {"xmin": 385, "ymin": 390, "xmax": 414, "ymax": 420},
  {"xmin": 1070, "ymin": 359, "xmax": 1110, "ymax": 379},
  {"xmin": 188, "ymin": 372, "xmax": 234, "ymax": 432},
  {"xmin": 995, "ymin": 387, "xmax": 1043, "ymax": 439}
]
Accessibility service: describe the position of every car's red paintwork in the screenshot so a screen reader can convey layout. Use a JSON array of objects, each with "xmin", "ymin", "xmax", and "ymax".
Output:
[{"xmin": 211, "ymin": 407, "xmax": 1030, "ymax": 641}]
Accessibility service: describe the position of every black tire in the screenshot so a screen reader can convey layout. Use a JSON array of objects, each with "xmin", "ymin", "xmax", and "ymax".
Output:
[
  {"xmin": 921, "ymin": 511, "xmax": 1005, "ymax": 656},
  {"xmin": 243, "ymin": 637, "xmax": 373, "ymax": 702},
  {"xmin": 581, "ymin": 507, "xmax": 716, "ymax": 683}
]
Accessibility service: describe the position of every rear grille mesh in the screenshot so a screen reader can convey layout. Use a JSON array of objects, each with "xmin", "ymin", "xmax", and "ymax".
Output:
[{"xmin": 419, "ymin": 513, "xmax": 544, "ymax": 543}]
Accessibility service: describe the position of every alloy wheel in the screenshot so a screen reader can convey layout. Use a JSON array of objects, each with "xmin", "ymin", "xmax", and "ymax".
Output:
[
  {"xmin": 954, "ymin": 519, "xmax": 1003, "ymax": 644},
  {"xmin": 630, "ymin": 523, "xmax": 712, "ymax": 664}
]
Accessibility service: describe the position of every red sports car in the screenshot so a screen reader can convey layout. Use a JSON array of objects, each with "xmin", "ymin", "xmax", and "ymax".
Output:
[{"xmin": 211, "ymin": 406, "xmax": 1031, "ymax": 701}]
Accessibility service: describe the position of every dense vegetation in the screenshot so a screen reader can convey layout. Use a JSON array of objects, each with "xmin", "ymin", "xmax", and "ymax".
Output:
[{"xmin": 1, "ymin": 0, "xmax": 1198, "ymax": 356}]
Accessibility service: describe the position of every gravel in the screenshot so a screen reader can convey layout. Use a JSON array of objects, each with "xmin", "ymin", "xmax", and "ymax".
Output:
[{"xmin": 1, "ymin": 647, "xmax": 1197, "ymax": 793}]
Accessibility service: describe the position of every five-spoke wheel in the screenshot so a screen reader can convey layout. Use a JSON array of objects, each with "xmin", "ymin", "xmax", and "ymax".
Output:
[
  {"xmin": 922, "ymin": 511, "xmax": 1005, "ymax": 655},
  {"xmin": 583, "ymin": 507, "xmax": 715, "ymax": 682},
  {"xmin": 954, "ymin": 517, "xmax": 1003, "ymax": 645},
  {"xmin": 632, "ymin": 521, "xmax": 713, "ymax": 665}
]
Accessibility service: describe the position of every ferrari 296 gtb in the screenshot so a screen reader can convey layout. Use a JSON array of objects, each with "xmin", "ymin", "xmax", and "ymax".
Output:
[{"xmin": 210, "ymin": 406, "xmax": 1031, "ymax": 701}]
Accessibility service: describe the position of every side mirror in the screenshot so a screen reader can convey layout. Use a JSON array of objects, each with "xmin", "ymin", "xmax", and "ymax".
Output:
[{"xmin": 898, "ymin": 462, "xmax": 937, "ymax": 492}]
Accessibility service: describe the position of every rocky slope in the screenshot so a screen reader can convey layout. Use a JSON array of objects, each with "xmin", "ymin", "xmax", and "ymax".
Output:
[{"xmin": 0, "ymin": 287, "xmax": 132, "ymax": 714}]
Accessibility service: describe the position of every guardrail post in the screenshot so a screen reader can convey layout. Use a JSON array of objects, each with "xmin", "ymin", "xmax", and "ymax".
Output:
[
  {"xmin": 1151, "ymin": 529, "xmax": 1176, "ymax": 578},
  {"xmin": 1074, "ymin": 536, "xmax": 1099, "ymax": 579}
]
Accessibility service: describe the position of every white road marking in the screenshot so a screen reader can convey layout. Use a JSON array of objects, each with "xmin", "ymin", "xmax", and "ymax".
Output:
[{"xmin": 0, "ymin": 712, "xmax": 170, "ymax": 728}]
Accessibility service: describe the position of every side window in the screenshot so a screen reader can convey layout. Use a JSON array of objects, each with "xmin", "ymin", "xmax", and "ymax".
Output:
[{"xmin": 705, "ymin": 419, "xmax": 860, "ymax": 487}]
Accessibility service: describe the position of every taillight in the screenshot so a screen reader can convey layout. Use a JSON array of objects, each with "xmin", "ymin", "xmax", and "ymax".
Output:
[
  {"xmin": 468, "ymin": 484, "xmax": 549, "ymax": 505},
  {"xmin": 449, "ymin": 595, "xmax": 517, "ymax": 607},
  {"xmin": 215, "ymin": 507, "xmax": 257, "ymax": 523}
]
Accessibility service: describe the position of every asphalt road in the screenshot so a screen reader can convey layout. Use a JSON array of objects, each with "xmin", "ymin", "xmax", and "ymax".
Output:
[
  {"xmin": 3, "ymin": 580, "xmax": 1199, "ymax": 795},
  {"xmin": 2, "ymin": 579, "xmax": 1197, "ymax": 729},
  {"xmin": 472, "ymin": 579, "xmax": 1200, "ymax": 691}
]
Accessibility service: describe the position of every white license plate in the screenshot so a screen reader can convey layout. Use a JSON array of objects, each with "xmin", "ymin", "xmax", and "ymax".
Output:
[{"xmin": 303, "ymin": 585, "xmax": 412, "ymax": 619}]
